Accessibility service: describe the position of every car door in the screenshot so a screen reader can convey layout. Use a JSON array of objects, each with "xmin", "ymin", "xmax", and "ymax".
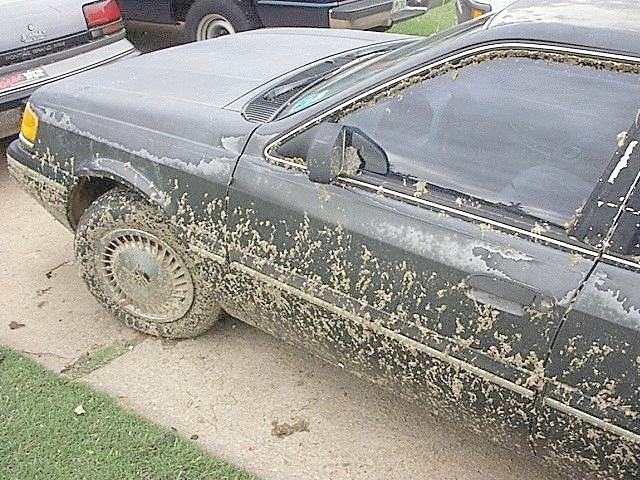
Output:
[
  {"xmin": 538, "ymin": 121, "xmax": 640, "ymax": 479},
  {"xmin": 224, "ymin": 45, "xmax": 640, "ymax": 447}
]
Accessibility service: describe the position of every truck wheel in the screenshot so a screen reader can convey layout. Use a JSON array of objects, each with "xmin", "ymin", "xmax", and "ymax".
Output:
[
  {"xmin": 74, "ymin": 187, "xmax": 220, "ymax": 338},
  {"xmin": 184, "ymin": 0, "xmax": 260, "ymax": 41}
]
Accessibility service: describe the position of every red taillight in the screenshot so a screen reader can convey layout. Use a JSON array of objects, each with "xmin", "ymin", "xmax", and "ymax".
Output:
[{"xmin": 83, "ymin": 0, "xmax": 121, "ymax": 29}]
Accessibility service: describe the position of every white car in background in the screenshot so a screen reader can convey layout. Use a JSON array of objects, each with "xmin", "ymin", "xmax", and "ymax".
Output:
[
  {"xmin": 0, "ymin": 0, "xmax": 137, "ymax": 138},
  {"xmin": 456, "ymin": 0, "xmax": 514, "ymax": 22}
]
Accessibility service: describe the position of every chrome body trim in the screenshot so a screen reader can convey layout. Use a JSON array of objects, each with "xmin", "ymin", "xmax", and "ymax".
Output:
[
  {"xmin": 231, "ymin": 260, "xmax": 535, "ymax": 399},
  {"xmin": 544, "ymin": 397, "xmax": 640, "ymax": 444}
]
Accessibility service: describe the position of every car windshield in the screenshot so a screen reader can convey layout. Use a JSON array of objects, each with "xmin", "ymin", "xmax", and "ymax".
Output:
[{"xmin": 278, "ymin": 19, "xmax": 486, "ymax": 118}]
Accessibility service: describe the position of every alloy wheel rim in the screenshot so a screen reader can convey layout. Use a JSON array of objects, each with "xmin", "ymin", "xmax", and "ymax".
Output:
[{"xmin": 99, "ymin": 229, "xmax": 194, "ymax": 323}]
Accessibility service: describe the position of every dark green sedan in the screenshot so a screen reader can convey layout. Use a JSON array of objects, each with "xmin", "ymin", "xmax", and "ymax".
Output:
[{"xmin": 8, "ymin": 1, "xmax": 640, "ymax": 477}]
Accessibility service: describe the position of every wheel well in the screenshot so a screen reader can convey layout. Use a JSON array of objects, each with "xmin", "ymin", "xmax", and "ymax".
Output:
[{"xmin": 68, "ymin": 177, "xmax": 120, "ymax": 230}]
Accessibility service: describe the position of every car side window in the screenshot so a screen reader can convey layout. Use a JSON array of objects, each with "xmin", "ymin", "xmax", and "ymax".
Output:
[{"xmin": 337, "ymin": 53, "xmax": 640, "ymax": 227}]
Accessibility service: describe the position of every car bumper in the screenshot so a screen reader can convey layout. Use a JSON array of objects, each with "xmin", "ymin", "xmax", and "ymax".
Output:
[
  {"xmin": 0, "ymin": 37, "xmax": 139, "ymax": 138},
  {"xmin": 329, "ymin": 0, "xmax": 420, "ymax": 29},
  {"xmin": 392, "ymin": 6, "xmax": 427, "ymax": 22},
  {"xmin": 7, "ymin": 138, "xmax": 76, "ymax": 230}
]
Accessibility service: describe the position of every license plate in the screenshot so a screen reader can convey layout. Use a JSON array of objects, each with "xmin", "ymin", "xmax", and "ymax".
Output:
[
  {"xmin": 392, "ymin": 0, "xmax": 407, "ymax": 13},
  {"xmin": 0, "ymin": 68, "xmax": 47, "ymax": 91}
]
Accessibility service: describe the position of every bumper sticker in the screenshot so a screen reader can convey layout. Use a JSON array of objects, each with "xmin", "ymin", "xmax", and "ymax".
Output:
[{"xmin": 0, "ymin": 68, "xmax": 47, "ymax": 91}]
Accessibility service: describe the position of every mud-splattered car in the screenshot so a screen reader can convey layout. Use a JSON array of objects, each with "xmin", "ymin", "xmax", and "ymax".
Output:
[
  {"xmin": 7, "ymin": 0, "xmax": 640, "ymax": 477},
  {"xmin": 0, "ymin": 0, "xmax": 138, "ymax": 138}
]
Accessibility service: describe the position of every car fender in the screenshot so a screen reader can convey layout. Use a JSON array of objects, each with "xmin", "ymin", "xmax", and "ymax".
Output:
[{"xmin": 74, "ymin": 157, "xmax": 169, "ymax": 210}]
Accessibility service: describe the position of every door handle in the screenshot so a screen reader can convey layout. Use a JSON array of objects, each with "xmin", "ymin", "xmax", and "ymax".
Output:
[{"xmin": 465, "ymin": 274, "xmax": 554, "ymax": 317}]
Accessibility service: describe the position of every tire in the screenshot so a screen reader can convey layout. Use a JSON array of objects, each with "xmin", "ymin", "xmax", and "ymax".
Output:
[
  {"xmin": 184, "ymin": 0, "xmax": 260, "ymax": 41},
  {"xmin": 74, "ymin": 188, "xmax": 220, "ymax": 338}
]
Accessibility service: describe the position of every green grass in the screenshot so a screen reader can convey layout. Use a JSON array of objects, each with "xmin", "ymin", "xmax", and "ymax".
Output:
[
  {"xmin": 390, "ymin": 0, "xmax": 457, "ymax": 36},
  {"xmin": 0, "ymin": 347, "xmax": 257, "ymax": 480}
]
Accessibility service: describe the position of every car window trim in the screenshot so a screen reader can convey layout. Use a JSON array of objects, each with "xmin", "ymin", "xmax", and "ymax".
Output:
[
  {"xmin": 349, "ymin": 176, "xmax": 639, "ymax": 271},
  {"xmin": 266, "ymin": 41, "xmax": 640, "ymax": 161},
  {"xmin": 343, "ymin": 175, "xmax": 593, "ymax": 255},
  {"xmin": 342, "ymin": 174, "xmax": 640, "ymax": 270},
  {"xmin": 264, "ymin": 41, "xmax": 640, "ymax": 270}
]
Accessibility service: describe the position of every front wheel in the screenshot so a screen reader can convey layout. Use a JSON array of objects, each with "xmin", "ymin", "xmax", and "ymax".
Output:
[
  {"xmin": 184, "ymin": 0, "xmax": 260, "ymax": 41},
  {"xmin": 74, "ymin": 188, "xmax": 220, "ymax": 338}
]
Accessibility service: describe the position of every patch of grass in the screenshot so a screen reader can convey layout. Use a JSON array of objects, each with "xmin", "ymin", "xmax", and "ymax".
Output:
[
  {"xmin": 0, "ymin": 347, "xmax": 256, "ymax": 480},
  {"xmin": 64, "ymin": 341, "xmax": 141, "ymax": 378},
  {"xmin": 390, "ymin": 1, "xmax": 457, "ymax": 36}
]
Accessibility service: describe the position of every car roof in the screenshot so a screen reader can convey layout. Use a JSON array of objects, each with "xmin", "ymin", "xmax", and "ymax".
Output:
[{"xmin": 482, "ymin": 0, "xmax": 640, "ymax": 57}]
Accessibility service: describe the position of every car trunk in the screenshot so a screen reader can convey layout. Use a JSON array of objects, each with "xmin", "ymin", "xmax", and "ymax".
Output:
[{"xmin": 0, "ymin": 0, "xmax": 88, "ymax": 54}]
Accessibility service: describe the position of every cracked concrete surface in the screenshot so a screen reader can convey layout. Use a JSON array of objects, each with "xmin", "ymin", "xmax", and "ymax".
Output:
[{"xmin": 1, "ymin": 139, "xmax": 563, "ymax": 479}]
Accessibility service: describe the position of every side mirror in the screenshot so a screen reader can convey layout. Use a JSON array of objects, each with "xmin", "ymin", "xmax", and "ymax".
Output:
[
  {"xmin": 306, "ymin": 123, "xmax": 347, "ymax": 184},
  {"xmin": 305, "ymin": 123, "xmax": 389, "ymax": 183}
]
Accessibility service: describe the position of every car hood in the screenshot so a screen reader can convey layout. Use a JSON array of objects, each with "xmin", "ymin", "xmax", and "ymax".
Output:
[
  {"xmin": 30, "ymin": 28, "xmax": 408, "ymax": 155},
  {"xmin": 33, "ymin": 28, "xmax": 409, "ymax": 114},
  {"xmin": 1, "ymin": 0, "xmax": 89, "ymax": 52}
]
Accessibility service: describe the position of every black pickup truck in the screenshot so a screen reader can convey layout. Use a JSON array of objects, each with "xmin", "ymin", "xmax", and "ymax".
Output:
[{"xmin": 118, "ymin": 0, "xmax": 419, "ymax": 41}]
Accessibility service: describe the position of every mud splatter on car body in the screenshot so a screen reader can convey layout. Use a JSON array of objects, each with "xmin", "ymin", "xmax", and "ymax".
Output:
[{"xmin": 7, "ymin": 1, "xmax": 640, "ymax": 478}]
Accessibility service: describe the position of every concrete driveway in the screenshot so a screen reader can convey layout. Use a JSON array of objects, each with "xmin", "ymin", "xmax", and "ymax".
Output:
[{"xmin": 0, "ymin": 24, "xmax": 563, "ymax": 480}]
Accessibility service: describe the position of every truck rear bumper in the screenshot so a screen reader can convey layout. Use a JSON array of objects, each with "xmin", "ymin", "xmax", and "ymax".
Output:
[{"xmin": 329, "ymin": 0, "xmax": 395, "ymax": 29}]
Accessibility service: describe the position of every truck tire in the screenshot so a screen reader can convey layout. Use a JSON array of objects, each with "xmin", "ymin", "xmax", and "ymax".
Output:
[{"xmin": 184, "ymin": 0, "xmax": 260, "ymax": 41}]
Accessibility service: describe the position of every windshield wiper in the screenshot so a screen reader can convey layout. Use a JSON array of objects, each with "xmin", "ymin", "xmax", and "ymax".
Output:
[
  {"xmin": 263, "ymin": 50, "xmax": 387, "ymax": 102},
  {"xmin": 263, "ymin": 70, "xmax": 332, "ymax": 101}
]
